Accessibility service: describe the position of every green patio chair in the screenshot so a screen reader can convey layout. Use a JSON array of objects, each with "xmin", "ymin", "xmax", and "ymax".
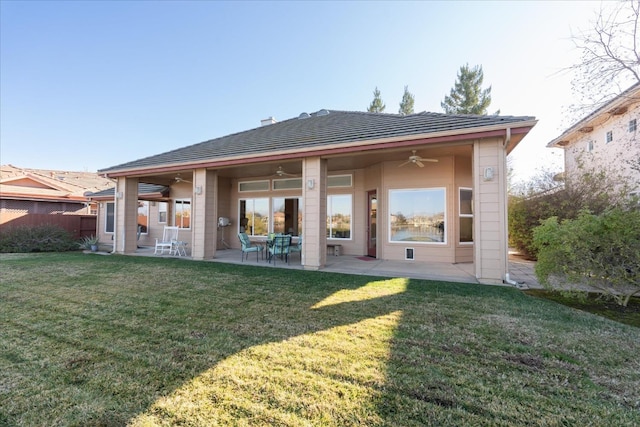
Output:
[
  {"xmin": 238, "ymin": 232, "xmax": 263, "ymax": 262},
  {"xmin": 289, "ymin": 235, "xmax": 302, "ymax": 260},
  {"xmin": 268, "ymin": 235, "xmax": 291, "ymax": 266}
]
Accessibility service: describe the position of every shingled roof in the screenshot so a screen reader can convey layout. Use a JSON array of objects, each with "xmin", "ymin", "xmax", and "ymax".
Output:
[{"xmin": 100, "ymin": 110, "xmax": 536, "ymax": 174}]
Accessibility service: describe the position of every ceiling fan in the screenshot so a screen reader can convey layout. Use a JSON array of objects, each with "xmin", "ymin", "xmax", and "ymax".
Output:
[
  {"xmin": 273, "ymin": 165, "xmax": 296, "ymax": 177},
  {"xmin": 173, "ymin": 174, "xmax": 192, "ymax": 183},
  {"xmin": 398, "ymin": 150, "xmax": 438, "ymax": 168}
]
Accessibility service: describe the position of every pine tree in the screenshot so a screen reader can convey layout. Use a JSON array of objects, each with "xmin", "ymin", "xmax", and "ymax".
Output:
[
  {"xmin": 398, "ymin": 85, "xmax": 415, "ymax": 115},
  {"xmin": 367, "ymin": 87, "xmax": 386, "ymax": 113},
  {"xmin": 441, "ymin": 64, "xmax": 492, "ymax": 115}
]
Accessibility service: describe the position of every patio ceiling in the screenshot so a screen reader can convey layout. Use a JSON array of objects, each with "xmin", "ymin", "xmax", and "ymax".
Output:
[{"xmin": 137, "ymin": 143, "xmax": 473, "ymax": 186}]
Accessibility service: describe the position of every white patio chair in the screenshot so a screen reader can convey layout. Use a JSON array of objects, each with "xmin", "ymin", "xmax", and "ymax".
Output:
[{"xmin": 154, "ymin": 226, "xmax": 180, "ymax": 255}]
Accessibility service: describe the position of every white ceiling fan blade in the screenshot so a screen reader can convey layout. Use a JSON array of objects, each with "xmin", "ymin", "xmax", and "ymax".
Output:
[
  {"xmin": 418, "ymin": 158, "xmax": 438, "ymax": 163},
  {"xmin": 398, "ymin": 160, "xmax": 411, "ymax": 168},
  {"xmin": 415, "ymin": 160, "xmax": 425, "ymax": 168}
]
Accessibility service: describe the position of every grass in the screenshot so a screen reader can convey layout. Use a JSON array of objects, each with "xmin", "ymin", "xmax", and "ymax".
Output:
[
  {"xmin": 1, "ymin": 253, "xmax": 639, "ymax": 426},
  {"xmin": 525, "ymin": 289, "xmax": 640, "ymax": 328}
]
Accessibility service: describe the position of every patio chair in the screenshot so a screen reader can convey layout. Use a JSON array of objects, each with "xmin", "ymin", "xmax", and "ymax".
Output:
[
  {"xmin": 238, "ymin": 232, "xmax": 263, "ymax": 262},
  {"xmin": 154, "ymin": 226, "xmax": 179, "ymax": 255},
  {"xmin": 289, "ymin": 235, "xmax": 302, "ymax": 260},
  {"xmin": 268, "ymin": 234, "xmax": 291, "ymax": 266}
]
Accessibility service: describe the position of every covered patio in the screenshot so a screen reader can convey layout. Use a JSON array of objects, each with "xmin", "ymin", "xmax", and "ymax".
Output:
[{"xmin": 123, "ymin": 244, "xmax": 540, "ymax": 288}]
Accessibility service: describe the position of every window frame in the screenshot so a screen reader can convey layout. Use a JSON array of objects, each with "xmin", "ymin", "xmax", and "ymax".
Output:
[
  {"xmin": 606, "ymin": 130, "xmax": 613, "ymax": 143},
  {"xmin": 239, "ymin": 180, "xmax": 270, "ymax": 192},
  {"xmin": 459, "ymin": 187, "xmax": 473, "ymax": 244},
  {"xmin": 239, "ymin": 197, "xmax": 270, "ymax": 237},
  {"xmin": 138, "ymin": 200, "xmax": 149, "ymax": 234},
  {"xmin": 174, "ymin": 199, "xmax": 192, "ymax": 229},
  {"xmin": 272, "ymin": 196, "xmax": 303, "ymax": 236},
  {"xmin": 388, "ymin": 188, "xmax": 447, "ymax": 245},
  {"xmin": 105, "ymin": 202, "xmax": 115, "ymax": 234},
  {"xmin": 326, "ymin": 194, "xmax": 352, "ymax": 240},
  {"xmin": 158, "ymin": 201, "xmax": 168, "ymax": 224},
  {"xmin": 327, "ymin": 174, "xmax": 353, "ymax": 188},
  {"xmin": 629, "ymin": 119, "xmax": 637, "ymax": 133}
]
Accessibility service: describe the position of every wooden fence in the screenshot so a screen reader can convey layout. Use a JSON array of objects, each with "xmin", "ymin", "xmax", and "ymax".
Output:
[{"xmin": 0, "ymin": 214, "xmax": 97, "ymax": 239}]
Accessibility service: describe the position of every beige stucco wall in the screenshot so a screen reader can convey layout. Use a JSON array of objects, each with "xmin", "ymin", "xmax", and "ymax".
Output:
[{"xmin": 380, "ymin": 155, "xmax": 456, "ymax": 263}]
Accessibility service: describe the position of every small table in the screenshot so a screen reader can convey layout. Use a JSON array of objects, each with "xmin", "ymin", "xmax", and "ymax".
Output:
[{"xmin": 172, "ymin": 241, "xmax": 188, "ymax": 256}]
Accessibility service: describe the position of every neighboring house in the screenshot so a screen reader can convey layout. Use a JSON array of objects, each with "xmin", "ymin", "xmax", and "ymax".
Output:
[
  {"xmin": 547, "ymin": 82, "xmax": 640, "ymax": 194},
  {"xmin": 0, "ymin": 165, "xmax": 114, "ymax": 236},
  {"xmin": 99, "ymin": 110, "xmax": 536, "ymax": 284},
  {"xmin": 87, "ymin": 183, "xmax": 169, "ymax": 247}
]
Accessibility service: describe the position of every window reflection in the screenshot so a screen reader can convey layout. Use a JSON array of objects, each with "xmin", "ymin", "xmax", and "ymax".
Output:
[
  {"xmin": 389, "ymin": 189, "xmax": 445, "ymax": 243},
  {"xmin": 240, "ymin": 198, "xmax": 269, "ymax": 236},
  {"xmin": 327, "ymin": 194, "xmax": 352, "ymax": 239}
]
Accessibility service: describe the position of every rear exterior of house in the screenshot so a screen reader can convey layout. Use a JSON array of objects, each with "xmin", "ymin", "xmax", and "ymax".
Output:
[{"xmin": 97, "ymin": 110, "xmax": 536, "ymax": 284}]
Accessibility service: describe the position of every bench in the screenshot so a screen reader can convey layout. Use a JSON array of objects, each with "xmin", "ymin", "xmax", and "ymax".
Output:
[{"xmin": 327, "ymin": 243, "xmax": 342, "ymax": 256}]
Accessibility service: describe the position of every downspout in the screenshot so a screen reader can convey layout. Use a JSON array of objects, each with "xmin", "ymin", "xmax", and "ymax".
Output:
[
  {"xmin": 501, "ymin": 127, "xmax": 521, "ymax": 287},
  {"xmin": 111, "ymin": 185, "xmax": 118, "ymax": 254},
  {"xmin": 502, "ymin": 127, "xmax": 511, "ymax": 149}
]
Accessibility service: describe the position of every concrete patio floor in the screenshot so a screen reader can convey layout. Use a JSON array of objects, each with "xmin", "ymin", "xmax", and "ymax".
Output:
[{"xmin": 128, "ymin": 245, "xmax": 541, "ymax": 289}]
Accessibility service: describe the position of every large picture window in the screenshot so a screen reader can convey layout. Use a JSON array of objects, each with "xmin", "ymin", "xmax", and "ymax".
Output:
[
  {"xmin": 389, "ymin": 188, "xmax": 445, "ymax": 243},
  {"xmin": 273, "ymin": 197, "xmax": 302, "ymax": 236},
  {"xmin": 239, "ymin": 198, "xmax": 269, "ymax": 236},
  {"xmin": 174, "ymin": 199, "xmax": 191, "ymax": 229},
  {"xmin": 105, "ymin": 202, "xmax": 114, "ymax": 233},
  {"xmin": 327, "ymin": 194, "xmax": 352, "ymax": 239},
  {"xmin": 459, "ymin": 188, "xmax": 473, "ymax": 243}
]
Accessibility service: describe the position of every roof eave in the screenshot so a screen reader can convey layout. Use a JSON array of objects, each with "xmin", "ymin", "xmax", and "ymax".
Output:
[{"xmin": 101, "ymin": 121, "xmax": 537, "ymax": 178}]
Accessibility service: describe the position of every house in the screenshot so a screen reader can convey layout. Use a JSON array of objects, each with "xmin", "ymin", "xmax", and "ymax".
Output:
[
  {"xmin": 547, "ymin": 82, "xmax": 640, "ymax": 194},
  {"xmin": 98, "ymin": 110, "xmax": 537, "ymax": 284},
  {"xmin": 0, "ymin": 165, "xmax": 114, "ymax": 236}
]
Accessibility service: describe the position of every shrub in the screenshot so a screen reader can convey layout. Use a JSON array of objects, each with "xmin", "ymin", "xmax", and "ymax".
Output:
[
  {"xmin": 509, "ymin": 167, "xmax": 633, "ymax": 259},
  {"xmin": 0, "ymin": 224, "xmax": 78, "ymax": 253},
  {"xmin": 533, "ymin": 208, "xmax": 640, "ymax": 307}
]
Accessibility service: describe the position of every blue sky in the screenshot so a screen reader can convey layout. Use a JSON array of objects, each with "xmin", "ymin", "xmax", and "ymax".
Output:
[{"xmin": 0, "ymin": 1, "xmax": 602, "ymax": 182}]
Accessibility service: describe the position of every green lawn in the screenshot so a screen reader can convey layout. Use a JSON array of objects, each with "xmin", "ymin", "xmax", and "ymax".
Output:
[{"xmin": 1, "ymin": 253, "xmax": 638, "ymax": 426}]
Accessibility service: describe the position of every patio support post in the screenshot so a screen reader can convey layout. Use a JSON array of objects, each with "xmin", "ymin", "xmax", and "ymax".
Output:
[
  {"xmin": 114, "ymin": 176, "xmax": 139, "ymax": 254},
  {"xmin": 472, "ymin": 138, "xmax": 509, "ymax": 284},
  {"xmin": 302, "ymin": 157, "xmax": 327, "ymax": 270},
  {"xmin": 191, "ymin": 168, "xmax": 218, "ymax": 260}
]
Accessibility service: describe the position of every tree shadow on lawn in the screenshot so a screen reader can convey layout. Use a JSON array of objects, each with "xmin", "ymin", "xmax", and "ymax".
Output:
[{"xmin": 3, "ymin": 255, "xmax": 638, "ymax": 426}]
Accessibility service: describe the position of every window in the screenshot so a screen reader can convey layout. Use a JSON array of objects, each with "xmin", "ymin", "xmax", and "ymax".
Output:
[
  {"xmin": 272, "ymin": 197, "xmax": 302, "ymax": 235},
  {"xmin": 137, "ymin": 201, "xmax": 149, "ymax": 234},
  {"xmin": 273, "ymin": 178, "xmax": 302, "ymax": 190},
  {"xmin": 587, "ymin": 140, "xmax": 594, "ymax": 152},
  {"xmin": 174, "ymin": 199, "xmax": 191, "ymax": 229},
  {"xmin": 328, "ymin": 174, "xmax": 352, "ymax": 188},
  {"xmin": 327, "ymin": 194, "xmax": 352, "ymax": 239},
  {"xmin": 459, "ymin": 188, "xmax": 473, "ymax": 243},
  {"xmin": 105, "ymin": 202, "xmax": 115, "ymax": 233},
  {"xmin": 606, "ymin": 131, "xmax": 613, "ymax": 143},
  {"xmin": 239, "ymin": 198, "xmax": 269, "ymax": 236},
  {"xmin": 630, "ymin": 119, "xmax": 637, "ymax": 133},
  {"xmin": 389, "ymin": 188, "xmax": 445, "ymax": 243},
  {"xmin": 239, "ymin": 180, "xmax": 269, "ymax": 192},
  {"xmin": 158, "ymin": 202, "xmax": 168, "ymax": 223}
]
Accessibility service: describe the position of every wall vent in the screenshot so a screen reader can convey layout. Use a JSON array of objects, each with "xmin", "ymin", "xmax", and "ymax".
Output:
[{"xmin": 405, "ymin": 248, "xmax": 414, "ymax": 260}]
